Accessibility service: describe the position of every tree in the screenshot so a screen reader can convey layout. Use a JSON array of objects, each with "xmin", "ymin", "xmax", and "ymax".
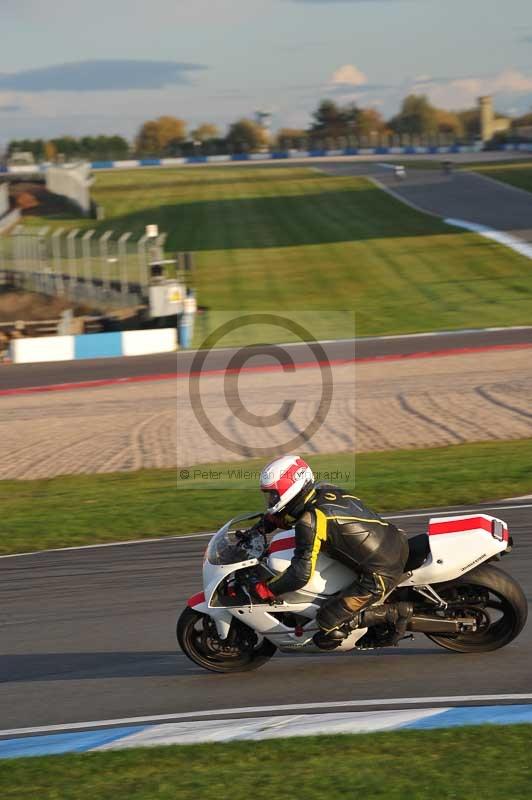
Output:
[
  {"xmin": 388, "ymin": 94, "xmax": 438, "ymax": 136},
  {"xmin": 226, "ymin": 119, "xmax": 268, "ymax": 153},
  {"xmin": 191, "ymin": 123, "xmax": 220, "ymax": 143},
  {"xmin": 276, "ymin": 128, "xmax": 307, "ymax": 149},
  {"xmin": 51, "ymin": 136, "xmax": 80, "ymax": 159},
  {"xmin": 8, "ymin": 138, "xmax": 45, "ymax": 159},
  {"xmin": 435, "ymin": 109, "xmax": 463, "ymax": 138},
  {"xmin": 511, "ymin": 112, "xmax": 532, "ymax": 129},
  {"xmin": 311, "ymin": 99, "xmax": 345, "ymax": 137},
  {"xmin": 135, "ymin": 116, "xmax": 187, "ymax": 156},
  {"xmin": 356, "ymin": 108, "xmax": 387, "ymax": 139}
]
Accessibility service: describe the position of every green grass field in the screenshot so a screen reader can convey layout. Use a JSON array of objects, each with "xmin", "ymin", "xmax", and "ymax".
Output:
[
  {"xmin": 469, "ymin": 160, "xmax": 532, "ymax": 193},
  {"xmin": 2, "ymin": 438, "xmax": 531, "ymax": 555},
  {"xmin": 2, "ymin": 726, "xmax": 531, "ymax": 800},
  {"xmin": 21, "ymin": 166, "xmax": 532, "ymax": 338}
]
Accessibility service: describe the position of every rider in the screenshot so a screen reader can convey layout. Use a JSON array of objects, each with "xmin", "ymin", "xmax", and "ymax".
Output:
[{"xmin": 250, "ymin": 455, "xmax": 409, "ymax": 649}]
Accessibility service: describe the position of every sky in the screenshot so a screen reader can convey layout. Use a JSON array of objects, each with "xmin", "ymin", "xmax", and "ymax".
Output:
[{"xmin": 1, "ymin": 0, "xmax": 531, "ymax": 145}]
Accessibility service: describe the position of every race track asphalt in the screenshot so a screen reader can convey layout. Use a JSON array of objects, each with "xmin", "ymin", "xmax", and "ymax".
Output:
[
  {"xmin": 3, "ymin": 327, "xmax": 532, "ymax": 391},
  {"xmin": 1, "ymin": 499, "xmax": 530, "ymax": 731}
]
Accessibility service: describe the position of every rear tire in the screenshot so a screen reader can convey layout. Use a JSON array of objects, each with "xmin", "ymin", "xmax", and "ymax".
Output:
[
  {"xmin": 177, "ymin": 607, "xmax": 277, "ymax": 673},
  {"xmin": 427, "ymin": 564, "xmax": 527, "ymax": 653}
]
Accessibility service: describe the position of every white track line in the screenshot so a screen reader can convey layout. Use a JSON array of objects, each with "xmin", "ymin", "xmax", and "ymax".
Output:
[
  {"xmin": 3, "ymin": 694, "xmax": 532, "ymax": 738},
  {"xmin": 1, "ymin": 503, "xmax": 530, "ymax": 560},
  {"xmin": 369, "ymin": 177, "xmax": 441, "ymax": 218},
  {"xmin": 266, "ymin": 327, "xmax": 532, "ymax": 347}
]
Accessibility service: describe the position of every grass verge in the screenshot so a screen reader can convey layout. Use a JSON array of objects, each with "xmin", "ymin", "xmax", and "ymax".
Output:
[
  {"xmin": 2, "ymin": 726, "xmax": 532, "ymax": 800},
  {"xmin": 468, "ymin": 160, "xmax": 532, "ymax": 193},
  {"xmin": 22, "ymin": 166, "xmax": 532, "ymax": 338},
  {"xmin": 2, "ymin": 438, "xmax": 531, "ymax": 555}
]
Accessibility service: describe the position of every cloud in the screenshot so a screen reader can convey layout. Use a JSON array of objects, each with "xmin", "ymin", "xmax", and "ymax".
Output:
[
  {"xmin": 0, "ymin": 104, "xmax": 22, "ymax": 112},
  {"xmin": 331, "ymin": 64, "xmax": 368, "ymax": 86},
  {"xmin": 0, "ymin": 60, "xmax": 207, "ymax": 93},
  {"xmin": 411, "ymin": 68, "xmax": 532, "ymax": 111}
]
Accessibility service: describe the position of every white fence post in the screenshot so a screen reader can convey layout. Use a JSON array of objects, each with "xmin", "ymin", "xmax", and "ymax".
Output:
[
  {"xmin": 66, "ymin": 228, "xmax": 80, "ymax": 297},
  {"xmin": 137, "ymin": 234, "xmax": 149, "ymax": 291},
  {"xmin": 99, "ymin": 230, "xmax": 113, "ymax": 294},
  {"xmin": 52, "ymin": 228, "xmax": 65, "ymax": 295},
  {"xmin": 81, "ymin": 229, "xmax": 95, "ymax": 297},
  {"xmin": 118, "ymin": 231, "xmax": 132, "ymax": 299}
]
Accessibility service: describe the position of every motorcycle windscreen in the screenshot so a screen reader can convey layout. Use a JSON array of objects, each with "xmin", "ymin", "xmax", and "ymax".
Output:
[{"xmin": 205, "ymin": 531, "xmax": 254, "ymax": 566}]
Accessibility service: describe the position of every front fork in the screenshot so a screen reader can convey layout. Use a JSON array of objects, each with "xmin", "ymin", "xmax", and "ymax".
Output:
[
  {"xmin": 210, "ymin": 609, "xmax": 234, "ymax": 640},
  {"xmin": 194, "ymin": 604, "xmax": 234, "ymax": 640}
]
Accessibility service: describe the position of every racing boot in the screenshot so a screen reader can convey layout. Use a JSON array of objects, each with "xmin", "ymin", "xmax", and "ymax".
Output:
[{"xmin": 313, "ymin": 627, "xmax": 347, "ymax": 651}]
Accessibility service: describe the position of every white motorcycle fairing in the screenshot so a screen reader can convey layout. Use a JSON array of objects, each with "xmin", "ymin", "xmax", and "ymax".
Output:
[{"xmin": 187, "ymin": 512, "xmax": 510, "ymax": 653}]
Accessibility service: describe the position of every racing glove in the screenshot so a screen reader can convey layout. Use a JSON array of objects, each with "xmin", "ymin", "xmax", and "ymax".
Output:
[{"xmin": 252, "ymin": 581, "xmax": 276, "ymax": 601}]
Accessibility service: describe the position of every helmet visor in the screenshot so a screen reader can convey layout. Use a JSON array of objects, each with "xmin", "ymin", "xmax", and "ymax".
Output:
[{"xmin": 262, "ymin": 489, "xmax": 280, "ymax": 509}]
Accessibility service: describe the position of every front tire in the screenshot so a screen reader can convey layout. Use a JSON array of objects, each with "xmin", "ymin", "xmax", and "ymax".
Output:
[
  {"xmin": 177, "ymin": 607, "xmax": 277, "ymax": 673},
  {"xmin": 427, "ymin": 564, "xmax": 527, "ymax": 653}
]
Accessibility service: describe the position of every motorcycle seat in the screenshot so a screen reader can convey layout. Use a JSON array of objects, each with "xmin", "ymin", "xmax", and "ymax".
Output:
[{"xmin": 405, "ymin": 533, "xmax": 430, "ymax": 571}]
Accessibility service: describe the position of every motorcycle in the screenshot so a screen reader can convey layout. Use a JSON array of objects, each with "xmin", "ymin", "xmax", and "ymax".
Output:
[{"xmin": 177, "ymin": 510, "xmax": 527, "ymax": 673}]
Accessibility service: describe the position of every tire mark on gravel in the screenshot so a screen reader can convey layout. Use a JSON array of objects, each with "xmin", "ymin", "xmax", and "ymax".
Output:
[
  {"xmin": 397, "ymin": 393, "xmax": 466, "ymax": 443},
  {"xmin": 3, "ymin": 431, "xmax": 106, "ymax": 480},
  {"xmin": 423, "ymin": 393, "xmax": 504, "ymax": 440},
  {"xmin": 129, "ymin": 411, "xmax": 170, "ymax": 471},
  {"xmin": 353, "ymin": 414, "xmax": 394, "ymax": 450},
  {"xmin": 475, "ymin": 386, "xmax": 532, "ymax": 424}
]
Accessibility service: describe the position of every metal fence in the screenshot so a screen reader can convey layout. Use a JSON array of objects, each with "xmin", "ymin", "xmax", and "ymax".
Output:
[{"xmin": 0, "ymin": 226, "xmax": 168, "ymax": 307}]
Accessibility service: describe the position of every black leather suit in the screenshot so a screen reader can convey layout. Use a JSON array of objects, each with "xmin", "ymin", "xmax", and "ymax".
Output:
[{"xmin": 266, "ymin": 483, "xmax": 409, "ymax": 633}]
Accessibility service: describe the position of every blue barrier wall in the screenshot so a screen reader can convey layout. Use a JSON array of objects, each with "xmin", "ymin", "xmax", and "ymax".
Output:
[
  {"xmin": 4, "ymin": 143, "xmax": 532, "ymax": 176},
  {"xmin": 74, "ymin": 332, "xmax": 122, "ymax": 359}
]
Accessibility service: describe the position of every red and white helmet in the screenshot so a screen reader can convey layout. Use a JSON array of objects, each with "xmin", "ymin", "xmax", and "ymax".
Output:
[{"xmin": 259, "ymin": 455, "xmax": 314, "ymax": 515}]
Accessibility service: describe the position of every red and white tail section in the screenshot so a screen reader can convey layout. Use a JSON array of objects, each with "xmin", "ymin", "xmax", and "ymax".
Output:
[
  {"xmin": 428, "ymin": 514, "xmax": 509, "ymax": 542},
  {"xmin": 401, "ymin": 513, "xmax": 510, "ymax": 586}
]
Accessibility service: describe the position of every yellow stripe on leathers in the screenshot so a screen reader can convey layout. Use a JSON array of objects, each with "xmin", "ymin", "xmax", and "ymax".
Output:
[
  {"xmin": 310, "ymin": 508, "xmax": 328, "ymax": 574},
  {"xmin": 268, "ymin": 507, "xmax": 328, "ymax": 591},
  {"xmin": 326, "ymin": 515, "xmax": 389, "ymax": 527},
  {"xmin": 376, "ymin": 573, "xmax": 387, "ymax": 601}
]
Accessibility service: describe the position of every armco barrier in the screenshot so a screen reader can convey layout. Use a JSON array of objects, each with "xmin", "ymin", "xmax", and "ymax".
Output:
[{"xmin": 9, "ymin": 328, "xmax": 177, "ymax": 364}]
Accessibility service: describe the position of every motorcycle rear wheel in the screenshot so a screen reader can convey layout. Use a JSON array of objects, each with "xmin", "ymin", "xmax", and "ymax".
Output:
[
  {"xmin": 177, "ymin": 607, "xmax": 277, "ymax": 673},
  {"xmin": 426, "ymin": 564, "xmax": 527, "ymax": 653}
]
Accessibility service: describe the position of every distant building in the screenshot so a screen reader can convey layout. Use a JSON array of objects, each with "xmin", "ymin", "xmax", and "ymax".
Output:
[
  {"xmin": 255, "ymin": 110, "xmax": 272, "ymax": 137},
  {"xmin": 478, "ymin": 96, "xmax": 511, "ymax": 142},
  {"xmin": 7, "ymin": 150, "xmax": 36, "ymax": 168}
]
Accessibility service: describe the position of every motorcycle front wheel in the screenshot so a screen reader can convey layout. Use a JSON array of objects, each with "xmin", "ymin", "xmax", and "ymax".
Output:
[{"xmin": 177, "ymin": 607, "xmax": 277, "ymax": 673}]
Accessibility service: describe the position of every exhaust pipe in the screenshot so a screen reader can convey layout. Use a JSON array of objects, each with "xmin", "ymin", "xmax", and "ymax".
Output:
[{"xmin": 407, "ymin": 614, "xmax": 477, "ymax": 634}]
